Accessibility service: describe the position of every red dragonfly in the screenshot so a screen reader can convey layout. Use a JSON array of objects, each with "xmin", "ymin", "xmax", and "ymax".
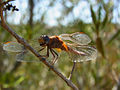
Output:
[{"xmin": 3, "ymin": 32, "xmax": 97, "ymax": 64}]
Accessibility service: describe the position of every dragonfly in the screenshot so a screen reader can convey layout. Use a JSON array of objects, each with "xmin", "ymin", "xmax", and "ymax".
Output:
[
  {"xmin": 3, "ymin": 32, "xmax": 97, "ymax": 79},
  {"xmin": 3, "ymin": 32, "xmax": 97, "ymax": 64}
]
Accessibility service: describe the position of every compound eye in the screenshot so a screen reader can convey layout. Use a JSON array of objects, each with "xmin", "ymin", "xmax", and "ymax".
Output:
[
  {"xmin": 38, "ymin": 36, "xmax": 45, "ymax": 44},
  {"xmin": 38, "ymin": 35, "xmax": 50, "ymax": 46},
  {"xmin": 43, "ymin": 35, "xmax": 50, "ymax": 44}
]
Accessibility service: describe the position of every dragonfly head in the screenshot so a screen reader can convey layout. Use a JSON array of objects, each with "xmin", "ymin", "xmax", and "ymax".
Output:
[{"xmin": 38, "ymin": 35, "xmax": 50, "ymax": 46}]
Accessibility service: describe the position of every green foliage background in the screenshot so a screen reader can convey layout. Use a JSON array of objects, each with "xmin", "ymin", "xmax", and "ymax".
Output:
[{"xmin": 0, "ymin": 0, "xmax": 120, "ymax": 90}]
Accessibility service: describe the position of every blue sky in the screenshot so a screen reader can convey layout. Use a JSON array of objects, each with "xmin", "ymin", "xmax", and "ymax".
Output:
[{"xmin": 7, "ymin": 0, "xmax": 120, "ymax": 26}]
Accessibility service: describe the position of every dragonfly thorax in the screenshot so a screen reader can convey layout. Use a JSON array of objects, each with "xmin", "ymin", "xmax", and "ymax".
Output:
[{"xmin": 38, "ymin": 35, "xmax": 50, "ymax": 46}]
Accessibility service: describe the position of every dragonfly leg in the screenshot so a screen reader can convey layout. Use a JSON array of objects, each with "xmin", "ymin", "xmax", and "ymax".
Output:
[
  {"xmin": 68, "ymin": 62, "xmax": 76, "ymax": 80},
  {"xmin": 42, "ymin": 47, "xmax": 49, "ymax": 58},
  {"xmin": 38, "ymin": 47, "xmax": 46, "ymax": 52},
  {"xmin": 52, "ymin": 49, "xmax": 58, "ymax": 61},
  {"xmin": 38, "ymin": 47, "xmax": 49, "ymax": 58},
  {"xmin": 46, "ymin": 46, "xmax": 49, "ymax": 57},
  {"xmin": 50, "ymin": 48, "xmax": 55, "ymax": 65},
  {"xmin": 50, "ymin": 48, "xmax": 58, "ymax": 65}
]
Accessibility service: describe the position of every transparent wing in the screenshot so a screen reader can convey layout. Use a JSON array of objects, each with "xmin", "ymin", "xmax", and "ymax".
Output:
[
  {"xmin": 3, "ymin": 41, "xmax": 40, "ymax": 62},
  {"xmin": 16, "ymin": 51, "xmax": 40, "ymax": 62},
  {"xmin": 59, "ymin": 32, "xmax": 91, "ymax": 45},
  {"xmin": 68, "ymin": 45, "xmax": 97, "ymax": 62},
  {"xmin": 3, "ymin": 41, "xmax": 25, "ymax": 52},
  {"xmin": 29, "ymin": 38, "xmax": 41, "ymax": 50}
]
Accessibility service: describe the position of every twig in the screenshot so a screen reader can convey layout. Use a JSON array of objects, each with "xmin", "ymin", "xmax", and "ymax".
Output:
[
  {"xmin": 0, "ymin": 1, "xmax": 78, "ymax": 90},
  {"xmin": 68, "ymin": 62, "xmax": 76, "ymax": 80}
]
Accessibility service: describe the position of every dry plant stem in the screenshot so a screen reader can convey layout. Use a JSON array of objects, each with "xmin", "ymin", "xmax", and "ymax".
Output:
[
  {"xmin": 69, "ymin": 62, "xmax": 76, "ymax": 80},
  {"xmin": 0, "ymin": 2, "xmax": 78, "ymax": 90}
]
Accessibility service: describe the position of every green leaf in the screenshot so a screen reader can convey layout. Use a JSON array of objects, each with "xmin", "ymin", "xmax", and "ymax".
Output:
[
  {"xmin": 107, "ymin": 30, "xmax": 120, "ymax": 45},
  {"xmin": 98, "ymin": 5, "xmax": 102, "ymax": 22},
  {"xmin": 14, "ymin": 76, "xmax": 25, "ymax": 86},
  {"xmin": 96, "ymin": 37, "xmax": 106, "ymax": 58},
  {"xmin": 102, "ymin": 11, "xmax": 108, "ymax": 29},
  {"xmin": 90, "ymin": 5, "xmax": 97, "ymax": 26}
]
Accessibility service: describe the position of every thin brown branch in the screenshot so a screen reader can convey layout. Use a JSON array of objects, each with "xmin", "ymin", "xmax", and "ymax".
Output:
[
  {"xmin": 68, "ymin": 62, "xmax": 76, "ymax": 80},
  {"xmin": 0, "ymin": 1, "xmax": 78, "ymax": 90}
]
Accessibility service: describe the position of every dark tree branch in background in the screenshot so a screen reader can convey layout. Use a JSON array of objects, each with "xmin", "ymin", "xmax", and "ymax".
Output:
[
  {"xmin": 0, "ymin": 0, "xmax": 78, "ymax": 90},
  {"xmin": 29, "ymin": 0, "xmax": 34, "ymax": 28}
]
